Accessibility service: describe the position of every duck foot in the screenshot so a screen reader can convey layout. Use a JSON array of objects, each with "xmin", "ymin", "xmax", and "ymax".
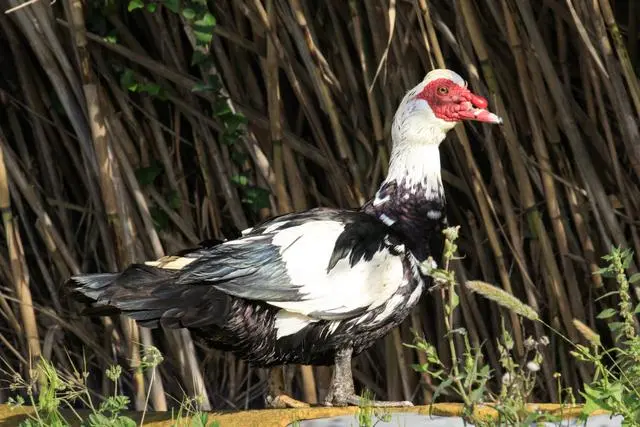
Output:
[
  {"xmin": 266, "ymin": 394, "xmax": 310, "ymax": 408},
  {"xmin": 324, "ymin": 347, "xmax": 414, "ymax": 407},
  {"xmin": 324, "ymin": 393, "xmax": 413, "ymax": 407}
]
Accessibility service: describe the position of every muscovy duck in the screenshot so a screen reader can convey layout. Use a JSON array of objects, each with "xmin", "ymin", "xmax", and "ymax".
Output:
[{"xmin": 68, "ymin": 69, "xmax": 501, "ymax": 407}]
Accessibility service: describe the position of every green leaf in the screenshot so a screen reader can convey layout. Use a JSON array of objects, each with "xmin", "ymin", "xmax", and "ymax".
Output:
[
  {"xmin": 629, "ymin": 272, "xmax": 640, "ymax": 284},
  {"xmin": 451, "ymin": 292, "xmax": 459, "ymax": 311},
  {"xmin": 469, "ymin": 386, "xmax": 485, "ymax": 403},
  {"xmin": 192, "ymin": 82, "xmax": 211, "ymax": 93},
  {"xmin": 593, "ymin": 266, "xmax": 614, "ymax": 278},
  {"xmin": 88, "ymin": 413, "xmax": 112, "ymax": 425},
  {"xmin": 194, "ymin": 29, "xmax": 213, "ymax": 44},
  {"xmin": 182, "ymin": 8, "xmax": 196, "ymax": 19},
  {"xmin": 635, "ymin": 302, "xmax": 640, "ymax": 314},
  {"xmin": 605, "ymin": 381, "xmax": 624, "ymax": 402},
  {"xmin": 168, "ymin": 191, "xmax": 181, "ymax": 210},
  {"xmin": 103, "ymin": 32, "xmax": 118, "ymax": 44},
  {"xmin": 609, "ymin": 321, "xmax": 625, "ymax": 334},
  {"xmin": 241, "ymin": 186, "xmax": 271, "ymax": 211},
  {"xmin": 192, "ymin": 75, "xmax": 220, "ymax": 93},
  {"xmin": 580, "ymin": 385, "xmax": 605, "ymax": 415},
  {"xmin": 139, "ymin": 82, "xmax": 164, "ymax": 98},
  {"xmin": 410, "ymin": 363, "xmax": 428, "ymax": 373},
  {"xmin": 135, "ymin": 164, "xmax": 163, "ymax": 186},
  {"xmin": 195, "ymin": 12, "xmax": 216, "ymax": 27},
  {"xmin": 230, "ymin": 149, "xmax": 248, "ymax": 165},
  {"xmin": 193, "ymin": 14, "xmax": 217, "ymax": 44},
  {"xmin": 161, "ymin": 0, "xmax": 180, "ymax": 13},
  {"xmin": 99, "ymin": 394, "xmax": 131, "ymax": 414},
  {"xmin": 596, "ymin": 308, "xmax": 617, "ymax": 319},
  {"xmin": 214, "ymin": 99, "xmax": 232, "ymax": 117},
  {"xmin": 432, "ymin": 377, "xmax": 453, "ymax": 402},
  {"xmin": 128, "ymin": 0, "xmax": 144, "ymax": 11},
  {"xmin": 120, "ymin": 69, "xmax": 138, "ymax": 92},
  {"xmin": 191, "ymin": 51, "xmax": 211, "ymax": 66},
  {"xmin": 114, "ymin": 416, "xmax": 137, "ymax": 427},
  {"xmin": 151, "ymin": 207, "xmax": 170, "ymax": 230},
  {"xmin": 146, "ymin": 3, "xmax": 157, "ymax": 12},
  {"xmin": 478, "ymin": 364, "xmax": 491, "ymax": 379},
  {"xmin": 226, "ymin": 113, "xmax": 248, "ymax": 132},
  {"xmin": 231, "ymin": 175, "xmax": 249, "ymax": 186}
]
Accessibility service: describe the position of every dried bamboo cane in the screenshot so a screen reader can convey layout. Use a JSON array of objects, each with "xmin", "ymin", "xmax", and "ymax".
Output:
[{"xmin": 0, "ymin": 129, "xmax": 41, "ymax": 366}]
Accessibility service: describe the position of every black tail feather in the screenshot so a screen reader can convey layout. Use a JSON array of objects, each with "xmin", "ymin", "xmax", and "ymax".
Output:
[
  {"xmin": 68, "ymin": 272, "xmax": 120, "ymax": 301},
  {"xmin": 67, "ymin": 264, "xmax": 231, "ymax": 330},
  {"xmin": 68, "ymin": 264, "xmax": 179, "ymax": 327}
]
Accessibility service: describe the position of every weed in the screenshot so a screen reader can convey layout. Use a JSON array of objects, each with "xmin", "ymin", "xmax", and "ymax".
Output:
[
  {"xmin": 4, "ymin": 345, "xmax": 218, "ymax": 427},
  {"xmin": 406, "ymin": 227, "xmax": 556, "ymax": 426},
  {"xmin": 355, "ymin": 390, "xmax": 392, "ymax": 427},
  {"xmin": 570, "ymin": 247, "xmax": 640, "ymax": 426}
]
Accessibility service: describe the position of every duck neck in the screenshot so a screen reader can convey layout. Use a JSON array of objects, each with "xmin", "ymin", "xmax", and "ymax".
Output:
[
  {"xmin": 385, "ymin": 143, "xmax": 444, "ymax": 200},
  {"xmin": 364, "ymin": 143, "xmax": 446, "ymax": 262}
]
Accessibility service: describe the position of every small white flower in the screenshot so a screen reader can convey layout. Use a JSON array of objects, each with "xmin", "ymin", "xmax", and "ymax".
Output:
[
  {"xmin": 501, "ymin": 373, "xmax": 512, "ymax": 384},
  {"xmin": 419, "ymin": 257, "xmax": 438, "ymax": 275},
  {"xmin": 526, "ymin": 361, "xmax": 540, "ymax": 372}
]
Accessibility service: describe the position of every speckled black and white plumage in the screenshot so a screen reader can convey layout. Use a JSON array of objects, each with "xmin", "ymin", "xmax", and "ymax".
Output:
[
  {"xmin": 70, "ymin": 208, "xmax": 425, "ymax": 367},
  {"xmin": 68, "ymin": 69, "xmax": 502, "ymax": 407},
  {"xmin": 363, "ymin": 179, "xmax": 447, "ymax": 263}
]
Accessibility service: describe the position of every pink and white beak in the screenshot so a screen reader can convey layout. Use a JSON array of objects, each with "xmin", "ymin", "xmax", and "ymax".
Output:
[{"xmin": 457, "ymin": 93, "xmax": 503, "ymax": 124}]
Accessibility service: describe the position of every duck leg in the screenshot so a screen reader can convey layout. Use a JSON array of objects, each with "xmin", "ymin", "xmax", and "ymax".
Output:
[{"xmin": 324, "ymin": 347, "xmax": 413, "ymax": 407}]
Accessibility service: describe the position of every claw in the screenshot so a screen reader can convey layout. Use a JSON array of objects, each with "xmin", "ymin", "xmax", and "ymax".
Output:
[{"xmin": 326, "ymin": 393, "xmax": 414, "ymax": 407}]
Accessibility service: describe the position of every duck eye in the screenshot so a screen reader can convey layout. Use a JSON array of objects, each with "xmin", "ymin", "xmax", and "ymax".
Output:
[{"xmin": 437, "ymin": 86, "xmax": 449, "ymax": 95}]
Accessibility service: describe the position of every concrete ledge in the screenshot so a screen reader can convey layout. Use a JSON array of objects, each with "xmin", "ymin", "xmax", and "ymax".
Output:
[{"xmin": 0, "ymin": 403, "xmax": 608, "ymax": 426}]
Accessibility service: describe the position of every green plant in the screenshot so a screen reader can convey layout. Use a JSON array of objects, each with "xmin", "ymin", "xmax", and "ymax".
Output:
[
  {"xmin": 6, "ymin": 356, "xmax": 137, "ymax": 427},
  {"xmin": 570, "ymin": 247, "xmax": 640, "ymax": 426},
  {"xmin": 3, "ymin": 345, "xmax": 210, "ymax": 427},
  {"xmin": 171, "ymin": 395, "xmax": 219, "ymax": 427},
  {"xmin": 407, "ymin": 227, "xmax": 556, "ymax": 426},
  {"xmin": 355, "ymin": 390, "xmax": 392, "ymax": 427}
]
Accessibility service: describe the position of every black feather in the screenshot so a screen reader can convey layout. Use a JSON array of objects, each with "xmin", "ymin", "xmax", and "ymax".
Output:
[
  {"xmin": 327, "ymin": 216, "xmax": 391, "ymax": 271},
  {"xmin": 68, "ymin": 206, "xmax": 428, "ymax": 367},
  {"xmin": 362, "ymin": 180, "xmax": 446, "ymax": 262}
]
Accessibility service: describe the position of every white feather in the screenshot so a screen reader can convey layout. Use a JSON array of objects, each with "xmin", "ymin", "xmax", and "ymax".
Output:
[
  {"xmin": 371, "ymin": 294, "xmax": 405, "ymax": 324},
  {"xmin": 262, "ymin": 220, "xmax": 292, "ymax": 234},
  {"xmin": 145, "ymin": 256, "xmax": 197, "ymax": 270},
  {"xmin": 379, "ymin": 213, "xmax": 396, "ymax": 226},
  {"xmin": 225, "ymin": 236, "xmax": 264, "ymax": 245},
  {"xmin": 427, "ymin": 209, "xmax": 442, "ymax": 220},
  {"xmin": 384, "ymin": 143, "xmax": 443, "ymax": 193},
  {"xmin": 327, "ymin": 321, "xmax": 341, "ymax": 334},
  {"xmin": 274, "ymin": 310, "xmax": 317, "ymax": 339},
  {"xmin": 406, "ymin": 281, "xmax": 424, "ymax": 307},
  {"xmin": 372, "ymin": 193, "xmax": 390, "ymax": 206},
  {"xmin": 265, "ymin": 221, "xmax": 406, "ymax": 319}
]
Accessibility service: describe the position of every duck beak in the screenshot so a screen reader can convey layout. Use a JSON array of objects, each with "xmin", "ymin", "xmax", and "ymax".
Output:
[
  {"xmin": 457, "ymin": 92, "xmax": 503, "ymax": 124},
  {"xmin": 458, "ymin": 107, "xmax": 503, "ymax": 124}
]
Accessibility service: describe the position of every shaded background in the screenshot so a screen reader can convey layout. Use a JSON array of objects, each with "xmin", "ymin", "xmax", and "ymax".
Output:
[{"xmin": 0, "ymin": 0, "xmax": 639, "ymax": 411}]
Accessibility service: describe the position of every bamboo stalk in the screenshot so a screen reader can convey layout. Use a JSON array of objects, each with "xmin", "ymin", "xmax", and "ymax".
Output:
[
  {"xmin": 266, "ymin": 0, "xmax": 293, "ymax": 214},
  {"xmin": 0, "ymin": 130, "xmax": 41, "ymax": 366},
  {"xmin": 515, "ymin": 0, "xmax": 636, "ymax": 282},
  {"xmin": 597, "ymin": 0, "xmax": 640, "ymax": 119},
  {"xmin": 66, "ymin": 0, "xmax": 168, "ymax": 410}
]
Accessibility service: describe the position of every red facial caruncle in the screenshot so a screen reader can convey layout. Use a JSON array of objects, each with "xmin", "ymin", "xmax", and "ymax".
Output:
[{"xmin": 416, "ymin": 78, "xmax": 502, "ymax": 124}]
